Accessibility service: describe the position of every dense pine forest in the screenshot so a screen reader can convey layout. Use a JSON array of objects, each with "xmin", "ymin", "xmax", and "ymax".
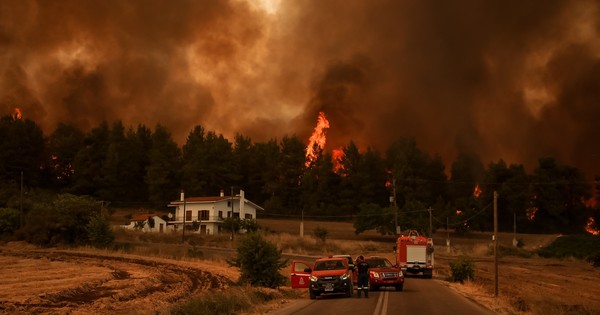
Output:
[{"xmin": 1, "ymin": 113, "xmax": 599, "ymax": 240}]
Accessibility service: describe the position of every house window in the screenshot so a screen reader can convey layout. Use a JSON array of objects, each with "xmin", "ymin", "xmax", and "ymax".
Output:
[
  {"xmin": 200, "ymin": 210, "xmax": 209, "ymax": 221},
  {"xmin": 227, "ymin": 211, "xmax": 231, "ymax": 218},
  {"xmin": 185, "ymin": 210, "xmax": 192, "ymax": 221},
  {"xmin": 227, "ymin": 201, "xmax": 231, "ymax": 207},
  {"xmin": 245, "ymin": 213, "xmax": 252, "ymax": 219},
  {"xmin": 218, "ymin": 211, "xmax": 223, "ymax": 219}
]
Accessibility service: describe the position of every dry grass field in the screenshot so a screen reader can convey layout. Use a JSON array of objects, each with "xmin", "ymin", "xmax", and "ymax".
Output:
[{"xmin": 1, "ymin": 217, "xmax": 599, "ymax": 314}]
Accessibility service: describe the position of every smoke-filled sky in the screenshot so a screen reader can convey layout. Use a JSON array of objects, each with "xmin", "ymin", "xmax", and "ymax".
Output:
[{"xmin": 2, "ymin": 0, "xmax": 600, "ymax": 177}]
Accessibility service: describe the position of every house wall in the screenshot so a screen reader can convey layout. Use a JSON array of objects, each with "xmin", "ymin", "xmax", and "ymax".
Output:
[
  {"xmin": 124, "ymin": 216, "xmax": 173, "ymax": 233},
  {"xmin": 169, "ymin": 190, "xmax": 257, "ymax": 235}
]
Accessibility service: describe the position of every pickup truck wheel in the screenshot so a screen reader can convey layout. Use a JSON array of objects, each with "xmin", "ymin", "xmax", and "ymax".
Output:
[
  {"xmin": 369, "ymin": 285, "xmax": 378, "ymax": 291},
  {"xmin": 309, "ymin": 290, "xmax": 317, "ymax": 300},
  {"xmin": 395, "ymin": 284, "xmax": 403, "ymax": 291}
]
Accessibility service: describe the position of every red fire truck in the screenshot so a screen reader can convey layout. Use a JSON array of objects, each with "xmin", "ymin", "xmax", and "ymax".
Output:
[{"xmin": 396, "ymin": 230, "xmax": 434, "ymax": 278}]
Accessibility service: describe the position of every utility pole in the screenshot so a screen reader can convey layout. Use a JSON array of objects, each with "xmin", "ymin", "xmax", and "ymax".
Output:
[
  {"xmin": 182, "ymin": 191, "xmax": 186, "ymax": 243},
  {"xmin": 392, "ymin": 178, "xmax": 398, "ymax": 235},
  {"xmin": 428, "ymin": 207, "xmax": 433, "ymax": 237},
  {"xmin": 512, "ymin": 212, "xmax": 517, "ymax": 247},
  {"xmin": 493, "ymin": 191, "xmax": 499, "ymax": 297},
  {"xmin": 300, "ymin": 208, "xmax": 304, "ymax": 237},
  {"xmin": 231, "ymin": 186, "xmax": 235, "ymax": 242},
  {"xmin": 446, "ymin": 217, "xmax": 450, "ymax": 253},
  {"xmin": 19, "ymin": 171, "xmax": 23, "ymax": 229}
]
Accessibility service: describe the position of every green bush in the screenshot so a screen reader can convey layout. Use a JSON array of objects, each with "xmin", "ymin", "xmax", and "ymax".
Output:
[
  {"xmin": 86, "ymin": 214, "xmax": 115, "ymax": 248},
  {"xmin": 538, "ymin": 234, "xmax": 600, "ymax": 266},
  {"xmin": 449, "ymin": 256, "xmax": 475, "ymax": 283},
  {"xmin": 313, "ymin": 226, "xmax": 328, "ymax": 243},
  {"xmin": 0, "ymin": 207, "xmax": 20, "ymax": 234},
  {"xmin": 240, "ymin": 218, "xmax": 259, "ymax": 233},
  {"xmin": 228, "ymin": 233, "xmax": 287, "ymax": 288}
]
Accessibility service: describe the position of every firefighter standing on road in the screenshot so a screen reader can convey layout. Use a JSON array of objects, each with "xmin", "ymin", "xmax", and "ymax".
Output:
[{"xmin": 356, "ymin": 255, "xmax": 370, "ymax": 298}]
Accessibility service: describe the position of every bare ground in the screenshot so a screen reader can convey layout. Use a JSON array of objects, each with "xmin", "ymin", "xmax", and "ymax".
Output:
[{"xmin": 0, "ymin": 242, "xmax": 237, "ymax": 315}]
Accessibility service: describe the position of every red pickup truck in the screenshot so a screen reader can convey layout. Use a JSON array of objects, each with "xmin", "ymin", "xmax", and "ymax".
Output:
[
  {"xmin": 290, "ymin": 257, "xmax": 354, "ymax": 299},
  {"xmin": 365, "ymin": 256, "xmax": 404, "ymax": 291}
]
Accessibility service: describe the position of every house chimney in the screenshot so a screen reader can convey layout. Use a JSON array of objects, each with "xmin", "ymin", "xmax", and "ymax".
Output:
[
  {"xmin": 220, "ymin": 189, "xmax": 224, "ymax": 197},
  {"xmin": 180, "ymin": 190, "xmax": 185, "ymax": 201}
]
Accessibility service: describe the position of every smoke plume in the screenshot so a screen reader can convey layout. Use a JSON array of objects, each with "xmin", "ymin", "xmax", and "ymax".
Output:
[{"xmin": 1, "ymin": 0, "xmax": 599, "ymax": 176}]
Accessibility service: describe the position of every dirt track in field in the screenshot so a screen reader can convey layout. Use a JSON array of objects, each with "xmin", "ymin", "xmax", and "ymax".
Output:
[{"xmin": 0, "ymin": 245, "xmax": 236, "ymax": 315}]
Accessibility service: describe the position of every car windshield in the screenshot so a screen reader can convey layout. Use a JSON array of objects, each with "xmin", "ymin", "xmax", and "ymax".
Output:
[
  {"xmin": 314, "ymin": 260, "xmax": 346, "ymax": 271},
  {"xmin": 366, "ymin": 258, "xmax": 392, "ymax": 268}
]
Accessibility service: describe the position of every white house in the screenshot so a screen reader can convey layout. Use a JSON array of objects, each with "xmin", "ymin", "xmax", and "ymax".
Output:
[
  {"xmin": 167, "ymin": 189, "xmax": 263, "ymax": 235},
  {"xmin": 124, "ymin": 213, "xmax": 173, "ymax": 233}
]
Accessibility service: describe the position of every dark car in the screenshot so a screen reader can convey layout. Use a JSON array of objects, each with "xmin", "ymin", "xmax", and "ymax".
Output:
[{"xmin": 365, "ymin": 256, "xmax": 404, "ymax": 291}]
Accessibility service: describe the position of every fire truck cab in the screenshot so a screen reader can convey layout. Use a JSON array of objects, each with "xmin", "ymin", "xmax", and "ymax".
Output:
[{"xmin": 396, "ymin": 230, "xmax": 434, "ymax": 278}]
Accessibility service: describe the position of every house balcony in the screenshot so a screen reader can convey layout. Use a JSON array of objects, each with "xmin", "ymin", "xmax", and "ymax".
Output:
[{"xmin": 169, "ymin": 216, "xmax": 225, "ymax": 224}]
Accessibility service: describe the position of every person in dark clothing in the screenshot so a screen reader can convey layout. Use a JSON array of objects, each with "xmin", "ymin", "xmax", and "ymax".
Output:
[{"xmin": 356, "ymin": 255, "xmax": 370, "ymax": 298}]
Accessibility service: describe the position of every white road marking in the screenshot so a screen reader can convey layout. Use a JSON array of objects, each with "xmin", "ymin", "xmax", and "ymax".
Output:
[{"xmin": 373, "ymin": 291, "xmax": 389, "ymax": 315}]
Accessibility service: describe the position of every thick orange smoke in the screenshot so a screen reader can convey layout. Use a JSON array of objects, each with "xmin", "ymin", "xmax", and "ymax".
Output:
[{"xmin": 2, "ymin": 0, "xmax": 600, "ymax": 179}]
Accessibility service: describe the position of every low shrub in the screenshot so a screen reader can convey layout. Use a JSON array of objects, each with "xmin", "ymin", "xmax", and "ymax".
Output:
[
  {"xmin": 313, "ymin": 226, "xmax": 328, "ymax": 243},
  {"xmin": 449, "ymin": 256, "xmax": 475, "ymax": 283},
  {"xmin": 538, "ymin": 234, "xmax": 600, "ymax": 266}
]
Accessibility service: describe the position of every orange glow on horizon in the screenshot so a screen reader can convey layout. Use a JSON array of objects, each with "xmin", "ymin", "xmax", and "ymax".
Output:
[{"xmin": 582, "ymin": 197, "xmax": 597, "ymax": 209}]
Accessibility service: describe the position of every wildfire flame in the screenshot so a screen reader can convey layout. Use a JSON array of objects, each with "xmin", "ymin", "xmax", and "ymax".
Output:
[
  {"xmin": 13, "ymin": 107, "xmax": 22, "ymax": 120},
  {"xmin": 456, "ymin": 210, "xmax": 462, "ymax": 215},
  {"xmin": 586, "ymin": 217, "xmax": 600, "ymax": 236},
  {"xmin": 305, "ymin": 112, "xmax": 330, "ymax": 167},
  {"xmin": 526, "ymin": 206, "xmax": 538, "ymax": 221},
  {"xmin": 332, "ymin": 147, "xmax": 345, "ymax": 173},
  {"xmin": 473, "ymin": 184, "xmax": 482, "ymax": 199}
]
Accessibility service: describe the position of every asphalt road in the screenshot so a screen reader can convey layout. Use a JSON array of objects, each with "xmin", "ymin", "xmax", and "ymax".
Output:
[{"xmin": 270, "ymin": 277, "xmax": 495, "ymax": 315}]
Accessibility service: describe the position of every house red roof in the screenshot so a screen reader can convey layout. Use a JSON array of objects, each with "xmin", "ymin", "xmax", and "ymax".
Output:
[
  {"xmin": 170, "ymin": 196, "xmax": 237, "ymax": 204},
  {"xmin": 131, "ymin": 213, "xmax": 160, "ymax": 221}
]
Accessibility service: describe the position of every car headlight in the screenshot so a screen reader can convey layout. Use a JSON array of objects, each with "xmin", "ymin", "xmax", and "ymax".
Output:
[
  {"xmin": 340, "ymin": 273, "xmax": 349, "ymax": 281},
  {"xmin": 370, "ymin": 272, "xmax": 380, "ymax": 278},
  {"xmin": 310, "ymin": 275, "xmax": 318, "ymax": 282}
]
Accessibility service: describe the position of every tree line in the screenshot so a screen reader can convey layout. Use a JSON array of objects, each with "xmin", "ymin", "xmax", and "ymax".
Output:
[{"xmin": 1, "ymin": 114, "xmax": 599, "ymax": 237}]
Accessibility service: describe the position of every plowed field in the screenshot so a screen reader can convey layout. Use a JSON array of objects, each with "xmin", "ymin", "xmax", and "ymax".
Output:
[{"xmin": 0, "ymin": 244, "xmax": 237, "ymax": 315}]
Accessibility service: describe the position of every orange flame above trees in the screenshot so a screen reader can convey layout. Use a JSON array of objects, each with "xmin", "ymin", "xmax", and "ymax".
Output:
[
  {"xmin": 305, "ymin": 112, "xmax": 330, "ymax": 167},
  {"xmin": 586, "ymin": 217, "xmax": 600, "ymax": 235},
  {"xmin": 473, "ymin": 184, "xmax": 482, "ymax": 199},
  {"xmin": 332, "ymin": 147, "xmax": 345, "ymax": 173},
  {"xmin": 13, "ymin": 107, "xmax": 22, "ymax": 120}
]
